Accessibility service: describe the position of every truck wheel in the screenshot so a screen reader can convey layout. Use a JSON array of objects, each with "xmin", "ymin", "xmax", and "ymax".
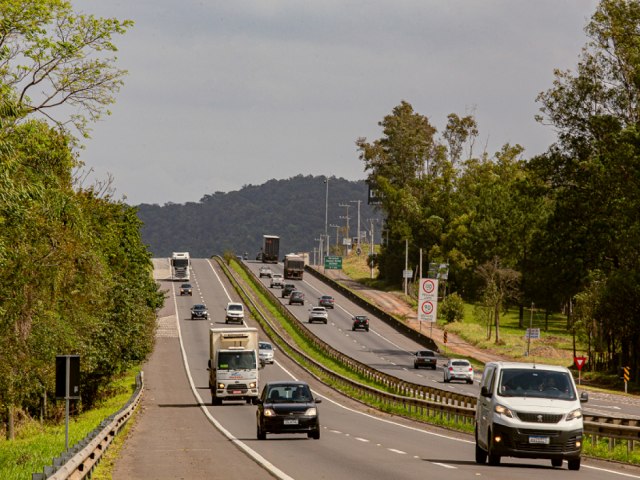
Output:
[{"xmin": 567, "ymin": 458, "xmax": 580, "ymax": 471}]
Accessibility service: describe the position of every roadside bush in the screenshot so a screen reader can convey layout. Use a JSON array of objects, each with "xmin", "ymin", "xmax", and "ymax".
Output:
[{"xmin": 440, "ymin": 292, "xmax": 465, "ymax": 323}]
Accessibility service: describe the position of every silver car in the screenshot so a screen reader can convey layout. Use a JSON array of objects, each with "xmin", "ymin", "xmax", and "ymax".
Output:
[
  {"xmin": 308, "ymin": 306, "xmax": 328, "ymax": 324},
  {"xmin": 258, "ymin": 341, "xmax": 275, "ymax": 365},
  {"xmin": 443, "ymin": 359, "xmax": 474, "ymax": 384}
]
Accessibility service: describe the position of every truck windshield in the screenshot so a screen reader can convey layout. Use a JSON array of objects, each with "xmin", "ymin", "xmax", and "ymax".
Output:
[
  {"xmin": 218, "ymin": 351, "xmax": 256, "ymax": 370},
  {"xmin": 172, "ymin": 259, "xmax": 189, "ymax": 267},
  {"xmin": 498, "ymin": 369, "xmax": 576, "ymax": 400}
]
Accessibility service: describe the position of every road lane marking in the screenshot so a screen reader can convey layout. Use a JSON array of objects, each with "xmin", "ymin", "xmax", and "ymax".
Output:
[
  {"xmin": 388, "ymin": 448, "xmax": 407, "ymax": 454},
  {"xmin": 432, "ymin": 462, "xmax": 456, "ymax": 469}
]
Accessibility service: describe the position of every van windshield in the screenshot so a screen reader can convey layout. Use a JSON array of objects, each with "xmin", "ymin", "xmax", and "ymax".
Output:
[
  {"xmin": 218, "ymin": 351, "xmax": 256, "ymax": 370},
  {"xmin": 497, "ymin": 369, "xmax": 576, "ymax": 400}
]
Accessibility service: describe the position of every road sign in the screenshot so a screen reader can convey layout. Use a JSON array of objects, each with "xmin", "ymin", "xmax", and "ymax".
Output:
[
  {"xmin": 574, "ymin": 356, "xmax": 587, "ymax": 371},
  {"xmin": 324, "ymin": 256, "xmax": 342, "ymax": 269},
  {"xmin": 524, "ymin": 328, "xmax": 540, "ymax": 340},
  {"xmin": 418, "ymin": 278, "xmax": 438, "ymax": 322},
  {"xmin": 402, "ymin": 269, "xmax": 413, "ymax": 279}
]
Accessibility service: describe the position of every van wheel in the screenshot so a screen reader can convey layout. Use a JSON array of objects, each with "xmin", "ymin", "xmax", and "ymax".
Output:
[
  {"xmin": 475, "ymin": 432, "xmax": 487, "ymax": 464},
  {"xmin": 551, "ymin": 458, "xmax": 562, "ymax": 468},
  {"xmin": 212, "ymin": 395, "xmax": 222, "ymax": 406},
  {"xmin": 567, "ymin": 458, "xmax": 581, "ymax": 471}
]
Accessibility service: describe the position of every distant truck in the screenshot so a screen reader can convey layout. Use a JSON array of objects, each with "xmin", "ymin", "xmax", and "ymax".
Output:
[
  {"xmin": 171, "ymin": 252, "xmax": 191, "ymax": 281},
  {"xmin": 208, "ymin": 327, "xmax": 259, "ymax": 405},
  {"xmin": 284, "ymin": 253, "xmax": 305, "ymax": 280},
  {"xmin": 261, "ymin": 235, "xmax": 280, "ymax": 263}
]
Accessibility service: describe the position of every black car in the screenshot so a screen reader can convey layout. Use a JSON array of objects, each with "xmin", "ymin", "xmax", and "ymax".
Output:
[
  {"xmin": 414, "ymin": 350, "xmax": 437, "ymax": 369},
  {"xmin": 256, "ymin": 381, "xmax": 321, "ymax": 440},
  {"xmin": 179, "ymin": 283, "xmax": 193, "ymax": 296},
  {"xmin": 190, "ymin": 304, "xmax": 209, "ymax": 320},
  {"xmin": 352, "ymin": 315, "xmax": 369, "ymax": 332},
  {"xmin": 318, "ymin": 295, "xmax": 335, "ymax": 309},
  {"xmin": 289, "ymin": 291, "xmax": 305, "ymax": 305},
  {"xmin": 282, "ymin": 283, "xmax": 296, "ymax": 298}
]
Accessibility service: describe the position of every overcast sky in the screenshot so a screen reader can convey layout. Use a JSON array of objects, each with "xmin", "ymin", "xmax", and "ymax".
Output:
[{"xmin": 74, "ymin": 0, "xmax": 600, "ymax": 206}]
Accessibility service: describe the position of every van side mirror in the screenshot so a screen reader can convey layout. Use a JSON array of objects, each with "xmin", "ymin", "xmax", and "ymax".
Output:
[
  {"xmin": 580, "ymin": 391, "xmax": 589, "ymax": 403},
  {"xmin": 480, "ymin": 386, "xmax": 492, "ymax": 397}
]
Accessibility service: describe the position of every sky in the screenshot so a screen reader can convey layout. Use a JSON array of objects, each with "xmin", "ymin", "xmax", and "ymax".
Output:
[{"xmin": 73, "ymin": 0, "xmax": 600, "ymax": 206}]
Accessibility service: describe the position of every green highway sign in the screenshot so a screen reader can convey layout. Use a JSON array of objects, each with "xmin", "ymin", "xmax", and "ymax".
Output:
[{"xmin": 324, "ymin": 256, "xmax": 343, "ymax": 269}]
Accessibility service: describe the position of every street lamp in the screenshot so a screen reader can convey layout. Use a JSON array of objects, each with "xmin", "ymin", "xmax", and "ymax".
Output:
[
  {"xmin": 323, "ymin": 176, "xmax": 329, "ymax": 261},
  {"xmin": 350, "ymin": 200, "xmax": 362, "ymax": 253}
]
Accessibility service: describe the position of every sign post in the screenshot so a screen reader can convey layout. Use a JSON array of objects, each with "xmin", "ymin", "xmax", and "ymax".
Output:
[
  {"xmin": 56, "ymin": 355, "xmax": 80, "ymax": 451},
  {"xmin": 574, "ymin": 356, "xmax": 587, "ymax": 385}
]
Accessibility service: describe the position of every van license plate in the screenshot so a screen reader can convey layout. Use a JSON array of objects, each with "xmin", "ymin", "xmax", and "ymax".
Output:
[
  {"xmin": 284, "ymin": 419, "xmax": 299, "ymax": 425},
  {"xmin": 529, "ymin": 436, "xmax": 550, "ymax": 444}
]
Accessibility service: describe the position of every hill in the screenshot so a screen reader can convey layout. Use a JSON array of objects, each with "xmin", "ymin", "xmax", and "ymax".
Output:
[{"xmin": 135, "ymin": 175, "xmax": 382, "ymax": 258}]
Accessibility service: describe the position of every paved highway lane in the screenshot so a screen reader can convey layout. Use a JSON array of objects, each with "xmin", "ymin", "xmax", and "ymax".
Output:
[
  {"xmin": 244, "ymin": 260, "xmax": 640, "ymax": 419},
  {"xmin": 166, "ymin": 258, "xmax": 640, "ymax": 479}
]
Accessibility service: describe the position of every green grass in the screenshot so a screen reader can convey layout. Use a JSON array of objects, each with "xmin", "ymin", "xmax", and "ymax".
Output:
[{"xmin": 0, "ymin": 368, "xmax": 140, "ymax": 480}]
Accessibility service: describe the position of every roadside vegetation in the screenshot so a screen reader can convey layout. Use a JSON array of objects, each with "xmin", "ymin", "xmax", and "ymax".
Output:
[{"xmin": 0, "ymin": 368, "xmax": 140, "ymax": 480}]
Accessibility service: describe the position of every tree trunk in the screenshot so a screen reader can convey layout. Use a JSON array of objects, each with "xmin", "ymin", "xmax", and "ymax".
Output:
[
  {"xmin": 6, "ymin": 404, "xmax": 14, "ymax": 440},
  {"xmin": 494, "ymin": 304, "xmax": 500, "ymax": 344}
]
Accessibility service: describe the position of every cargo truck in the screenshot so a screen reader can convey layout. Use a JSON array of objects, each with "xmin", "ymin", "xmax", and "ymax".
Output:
[
  {"xmin": 261, "ymin": 235, "xmax": 280, "ymax": 263},
  {"xmin": 171, "ymin": 252, "xmax": 191, "ymax": 281},
  {"xmin": 284, "ymin": 253, "xmax": 305, "ymax": 280},
  {"xmin": 208, "ymin": 327, "xmax": 259, "ymax": 405}
]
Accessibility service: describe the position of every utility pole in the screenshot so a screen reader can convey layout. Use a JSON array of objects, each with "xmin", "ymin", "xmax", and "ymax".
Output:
[
  {"xmin": 350, "ymin": 200, "xmax": 362, "ymax": 252},
  {"xmin": 329, "ymin": 224, "xmax": 340, "ymax": 255},
  {"xmin": 323, "ymin": 176, "xmax": 329, "ymax": 262},
  {"xmin": 339, "ymin": 203, "xmax": 351, "ymax": 256},
  {"xmin": 404, "ymin": 238, "xmax": 409, "ymax": 295}
]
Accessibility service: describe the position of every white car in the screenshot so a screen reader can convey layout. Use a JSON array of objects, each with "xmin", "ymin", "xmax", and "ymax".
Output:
[
  {"xmin": 225, "ymin": 302, "xmax": 245, "ymax": 324},
  {"xmin": 308, "ymin": 306, "xmax": 328, "ymax": 324},
  {"xmin": 443, "ymin": 359, "xmax": 474, "ymax": 384},
  {"xmin": 259, "ymin": 267, "xmax": 272, "ymax": 278},
  {"xmin": 258, "ymin": 341, "xmax": 275, "ymax": 365},
  {"xmin": 270, "ymin": 273, "xmax": 284, "ymax": 288}
]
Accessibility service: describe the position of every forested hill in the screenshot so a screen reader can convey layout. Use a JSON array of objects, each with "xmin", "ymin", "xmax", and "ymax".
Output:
[{"xmin": 135, "ymin": 175, "xmax": 382, "ymax": 258}]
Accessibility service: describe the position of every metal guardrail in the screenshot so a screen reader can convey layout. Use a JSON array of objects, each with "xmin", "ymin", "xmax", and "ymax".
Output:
[
  {"xmin": 223, "ymin": 258, "xmax": 640, "ymax": 452},
  {"xmin": 32, "ymin": 372, "xmax": 144, "ymax": 480}
]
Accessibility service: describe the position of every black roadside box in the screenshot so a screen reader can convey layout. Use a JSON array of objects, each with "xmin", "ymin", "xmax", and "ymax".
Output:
[{"xmin": 55, "ymin": 355, "xmax": 80, "ymax": 399}]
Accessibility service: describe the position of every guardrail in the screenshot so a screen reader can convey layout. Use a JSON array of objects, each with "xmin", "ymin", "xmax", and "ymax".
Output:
[
  {"xmin": 32, "ymin": 372, "xmax": 144, "ymax": 480},
  {"xmin": 223, "ymin": 258, "xmax": 640, "ymax": 454}
]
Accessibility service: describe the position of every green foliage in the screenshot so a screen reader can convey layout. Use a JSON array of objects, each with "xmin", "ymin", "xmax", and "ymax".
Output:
[{"xmin": 439, "ymin": 292, "xmax": 465, "ymax": 323}]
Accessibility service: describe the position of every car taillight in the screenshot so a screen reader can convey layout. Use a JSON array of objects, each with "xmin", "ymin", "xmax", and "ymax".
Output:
[
  {"xmin": 469, "ymin": 367, "xmax": 473, "ymax": 372},
  {"xmin": 448, "ymin": 367, "xmax": 453, "ymax": 371}
]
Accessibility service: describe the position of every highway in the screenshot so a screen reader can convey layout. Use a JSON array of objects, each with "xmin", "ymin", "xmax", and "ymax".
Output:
[
  {"xmin": 243, "ymin": 260, "xmax": 640, "ymax": 419},
  {"xmin": 150, "ymin": 257, "xmax": 640, "ymax": 479}
]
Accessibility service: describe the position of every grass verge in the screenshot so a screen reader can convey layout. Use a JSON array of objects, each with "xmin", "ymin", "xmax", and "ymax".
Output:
[{"xmin": 0, "ymin": 368, "xmax": 140, "ymax": 480}]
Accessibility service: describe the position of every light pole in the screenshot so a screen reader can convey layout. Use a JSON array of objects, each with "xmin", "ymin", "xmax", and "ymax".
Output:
[
  {"xmin": 339, "ymin": 203, "xmax": 350, "ymax": 256},
  {"xmin": 324, "ymin": 176, "xmax": 329, "ymax": 261}
]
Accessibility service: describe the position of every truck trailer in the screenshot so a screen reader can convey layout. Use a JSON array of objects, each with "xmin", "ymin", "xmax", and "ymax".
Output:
[
  {"xmin": 261, "ymin": 235, "xmax": 280, "ymax": 263},
  {"xmin": 208, "ymin": 327, "xmax": 259, "ymax": 405},
  {"xmin": 284, "ymin": 253, "xmax": 305, "ymax": 280}
]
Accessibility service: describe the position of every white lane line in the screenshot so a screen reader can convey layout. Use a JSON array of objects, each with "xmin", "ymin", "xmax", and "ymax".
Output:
[
  {"xmin": 355, "ymin": 437, "xmax": 370, "ymax": 443},
  {"xmin": 388, "ymin": 448, "xmax": 407, "ymax": 455},
  {"xmin": 432, "ymin": 462, "xmax": 457, "ymax": 469}
]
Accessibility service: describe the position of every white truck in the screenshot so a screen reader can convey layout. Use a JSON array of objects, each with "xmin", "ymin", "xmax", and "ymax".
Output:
[
  {"xmin": 171, "ymin": 252, "xmax": 191, "ymax": 281},
  {"xmin": 208, "ymin": 327, "xmax": 259, "ymax": 405}
]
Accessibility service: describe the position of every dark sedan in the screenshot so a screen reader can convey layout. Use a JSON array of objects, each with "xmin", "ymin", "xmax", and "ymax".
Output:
[
  {"xmin": 190, "ymin": 304, "xmax": 209, "ymax": 320},
  {"xmin": 289, "ymin": 290, "xmax": 305, "ymax": 305},
  {"xmin": 256, "ymin": 381, "xmax": 321, "ymax": 440},
  {"xmin": 352, "ymin": 315, "xmax": 369, "ymax": 331},
  {"xmin": 414, "ymin": 350, "xmax": 437, "ymax": 369},
  {"xmin": 318, "ymin": 295, "xmax": 335, "ymax": 309}
]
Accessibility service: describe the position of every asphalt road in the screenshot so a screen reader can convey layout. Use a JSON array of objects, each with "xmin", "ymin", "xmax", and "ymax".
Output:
[{"xmin": 112, "ymin": 258, "xmax": 640, "ymax": 479}]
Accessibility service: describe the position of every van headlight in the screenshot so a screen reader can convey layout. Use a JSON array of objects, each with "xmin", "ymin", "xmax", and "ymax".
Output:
[
  {"xmin": 566, "ymin": 408, "xmax": 582, "ymax": 421},
  {"xmin": 494, "ymin": 404, "xmax": 514, "ymax": 418},
  {"xmin": 263, "ymin": 408, "xmax": 276, "ymax": 417},
  {"xmin": 304, "ymin": 407, "xmax": 317, "ymax": 416}
]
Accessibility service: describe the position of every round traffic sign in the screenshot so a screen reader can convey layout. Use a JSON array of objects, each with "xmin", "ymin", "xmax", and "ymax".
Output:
[
  {"xmin": 422, "ymin": 279, "xmax": 436, "ymax": 294},
  {"xmin": 421, "ymin": 301, "xmax": 434, "ymax": 315}
]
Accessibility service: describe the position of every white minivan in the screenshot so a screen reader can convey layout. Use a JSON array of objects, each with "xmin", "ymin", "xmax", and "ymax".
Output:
[{"xmin": 475, "ymin": 362, "xmax": 588, "ymax": 470}]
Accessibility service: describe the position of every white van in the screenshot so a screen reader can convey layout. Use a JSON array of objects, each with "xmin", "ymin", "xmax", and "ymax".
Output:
[
  {"xmin": 475, "ymin": 362, "xmax": 588, "ymax": 470},
  {"xmin": 225, "ymin": 302, "xmax": 245, "ymax": 324}
]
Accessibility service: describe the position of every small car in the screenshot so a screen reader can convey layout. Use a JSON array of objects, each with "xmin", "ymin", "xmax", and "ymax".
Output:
[
  {"xmin": 351, "ymin": 315, "xmax": 369, "ymax": 331},
  {"xmin": 179, "ymin": 283, "xmax": 193, "ymax": 296},
  {"xmin": 259, "ymin": 266, "xmax": 272, "ymax": 278},
  {"xmin": 190, "ymin": 304, "xmax": 209, "ymax": 320},
  {"xmin": 414, "ymin": 350, "xmax": 437, "ymax": 369},
  {"xmin": 258, "ymin": 341, "xmax": 275, "ymax": 365},
  {"xmin": 308, "ymin": 306, "xmax": 328, "ymax": 324},
  {"xmin": 443, "ymin": 359, "xmax": 474, "ymax": 384},
  {"xmin": 318, "ymin": 295, "xmax": 335, "ymax": 309},
  {"xmin": 270, "ymin": 274, "xmax": 284, "ymax": 288},
  {"xmin": 256, "ymin": 381, "xmax": 321, "ymax": 440},
  {"xmin": 225, "ymin": 302, "xmax": 245, "ymax": 324},
  {"xmin": 282, "ymin": 283, "xmax": 296, "ymax": 298},
  {"xmin": 289, "ymin": 291, "xmax": 305, "ymax": 305}
]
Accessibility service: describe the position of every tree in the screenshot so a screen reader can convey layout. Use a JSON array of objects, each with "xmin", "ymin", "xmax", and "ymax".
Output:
[{"xmin": 0, "ymin": 0, "xmax": 132, "ymax": 137}]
